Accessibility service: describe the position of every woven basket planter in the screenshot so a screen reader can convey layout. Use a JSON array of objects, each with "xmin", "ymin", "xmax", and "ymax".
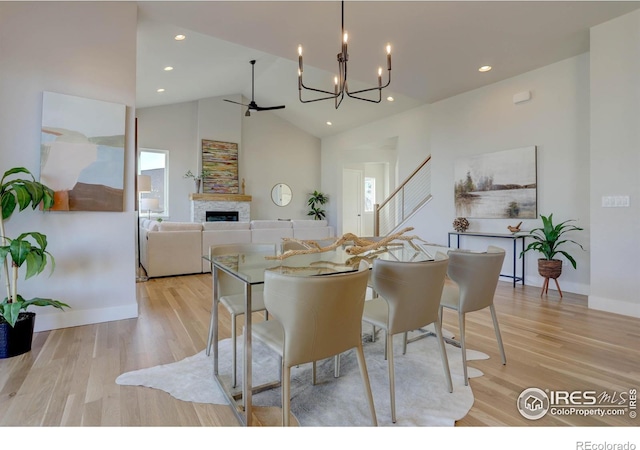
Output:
[
  {"xmin": 0, "ymin": 312, "xmax": 36, "ymax": 359},
  {"xmin": 538, "ymin": 259, "xmax": 562, "ymax": 279}
]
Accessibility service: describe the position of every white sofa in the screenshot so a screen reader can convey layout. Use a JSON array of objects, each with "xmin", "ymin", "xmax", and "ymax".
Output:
[
  {"xmin": 139, "ymin": 220, "xmax": 204, "ymax": 278},
  {"xmin": 139, "ymin": 219, "xmax": 334, "ymax": 278}
]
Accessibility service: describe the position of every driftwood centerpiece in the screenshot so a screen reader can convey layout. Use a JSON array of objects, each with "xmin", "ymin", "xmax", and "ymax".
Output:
[{"xmin": 265, "ymin": 227, "xmax": 427, "ymax": 261}]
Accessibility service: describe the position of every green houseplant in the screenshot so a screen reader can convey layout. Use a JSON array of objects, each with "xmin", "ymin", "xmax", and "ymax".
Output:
[
  {"xmin": 307, "ymin": 190, "xmax": 328, "ymax": 220},
  {"xmin": 0, "ymin": 167, "xmax": 69, "ymax": 358},
  {"xmin": 520, "ymin": 213, "xmax": 584, "ymax": 284}
]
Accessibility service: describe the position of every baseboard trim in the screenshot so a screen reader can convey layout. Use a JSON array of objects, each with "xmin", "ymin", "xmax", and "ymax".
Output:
[
  {"xmin": 33, "ymin": 303, "xmax": 139, "ymax": 332},
  {"xmin": 588, "ymin": 295, "xmax": 640, "ymax": 319},
  {"xmin": 514, "ymin": 275, "xmax": 590, "ymax": 296}
]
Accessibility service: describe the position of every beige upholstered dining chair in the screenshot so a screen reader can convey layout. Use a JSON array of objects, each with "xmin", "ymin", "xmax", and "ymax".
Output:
[
  {"xmin": 206, "ymin": 243, "xmax": 277, "ymax": 388},
  {"xmin": 439, "ymin": 245, "xmax": 507, "ymax": 385},
  {"xmin": 281, "ymin": 238, "xmax": 346, "ymax": 379},
  {"xmin": 361, "ymin": 254, "xmax": 452, "ymax": 424},
  {"xmin": 252, "ymin": 261, "xmax": 377, "ymax": 426}
]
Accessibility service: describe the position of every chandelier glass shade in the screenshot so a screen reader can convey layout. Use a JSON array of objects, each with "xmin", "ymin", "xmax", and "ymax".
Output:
[{"xmin": 297, "ymin": 1, "xmax": 392, "ymax": 109}]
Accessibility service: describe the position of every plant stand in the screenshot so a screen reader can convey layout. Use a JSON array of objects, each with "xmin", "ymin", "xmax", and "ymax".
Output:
[
  {"xmin": 0, "ymin": 312, "xmax": 36, "ymax": 359},
  {"xmin": 541, "ymin": 277, "xmax": 563, "ymax": 298}
]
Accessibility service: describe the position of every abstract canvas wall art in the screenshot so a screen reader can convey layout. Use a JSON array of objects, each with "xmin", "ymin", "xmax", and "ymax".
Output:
[
  {"xmin": 201, "ymin": 140, "xmax": 239, "ymax": 194},
  {"xmin": 454, "ymin": 146, "xmax": 537, "ymax": 219},
  {"xmin": 40, "ymin": 91, "xmax": 126, "ymax": 211}
]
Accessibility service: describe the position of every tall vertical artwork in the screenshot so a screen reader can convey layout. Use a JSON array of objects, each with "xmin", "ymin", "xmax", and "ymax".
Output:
[
  {"xmin": 454, "ymin": 146, "xmax": 537, "ymax": 219},
  {"xmin": 40, "ymin": 92, "xmax": 126, "ymax": 211},
  {"xmin": 201, "ymin": 140, "xmax": 239, "ymax": 194}
]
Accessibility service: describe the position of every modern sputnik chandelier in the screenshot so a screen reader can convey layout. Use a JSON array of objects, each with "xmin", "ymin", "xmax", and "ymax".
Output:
[{"xmin": 297, "ymin": 1, "xmax": 392, "ymax": 109}]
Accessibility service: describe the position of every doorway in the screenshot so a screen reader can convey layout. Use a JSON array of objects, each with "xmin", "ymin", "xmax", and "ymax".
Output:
[{"xmin": 342, "ymin": 169, "xmax": 363, "ymax": 236}]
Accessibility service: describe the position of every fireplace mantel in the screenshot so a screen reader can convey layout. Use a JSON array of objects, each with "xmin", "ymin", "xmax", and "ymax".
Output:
[{"xmin": 189, "ymin": 193, "xmax": 252, "ymax": 202}]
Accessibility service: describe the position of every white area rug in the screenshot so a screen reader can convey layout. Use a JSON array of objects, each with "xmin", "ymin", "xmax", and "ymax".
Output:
[{"xmin": 116, "ymin": 327, "xmax": 488, "ymax": 426}]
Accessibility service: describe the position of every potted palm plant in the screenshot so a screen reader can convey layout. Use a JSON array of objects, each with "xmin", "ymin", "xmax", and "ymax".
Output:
[
  {"xmin": 0, "ymin": 167, "xmax": 69, "ymax": 358},
  {"xmin": 520, "ymin": 213, "xmax": 584, "ymax": 282},
  {"xmin": 307, "ymin": 190, "xmax": 328, "ymax": 220}
]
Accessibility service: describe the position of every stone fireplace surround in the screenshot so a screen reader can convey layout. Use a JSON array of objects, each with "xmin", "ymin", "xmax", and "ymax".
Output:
[{"xmin": 190, "ymin": 193, "xmax": 251, "ymax": 223}]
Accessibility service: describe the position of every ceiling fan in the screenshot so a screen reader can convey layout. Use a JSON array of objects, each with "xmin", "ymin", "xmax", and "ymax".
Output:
[{"xmin": 224, "ymin": 60, "xmax": 285, "ymax": 116}]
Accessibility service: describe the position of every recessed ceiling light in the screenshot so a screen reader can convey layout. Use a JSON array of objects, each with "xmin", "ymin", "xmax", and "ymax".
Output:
[
  {"xmin": 174, "ymin": 34, "xmax": 186, "ymax": 41},
  {"xmin": 387, "ymin": 96, "xmax": 394, "ymax": 102},
  {"xmin": 326, "ymin": 121, "xmax": 332, "ymax": 126},
  {"xmin": 479, "ymin": 65, "xmax": 492, "ymax": 72},
  {"xmin": 164, "ymin": 66, "xmax": 174, "ymax": 71},
  {"xmin": 157, "ymin": 88, "xmax": 165, "ymax": 93}
]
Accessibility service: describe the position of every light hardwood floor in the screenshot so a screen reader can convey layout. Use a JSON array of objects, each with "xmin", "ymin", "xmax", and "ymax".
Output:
[{"xmin": 1, "ymin": 273, "xmax": 638, "ymax": 427}]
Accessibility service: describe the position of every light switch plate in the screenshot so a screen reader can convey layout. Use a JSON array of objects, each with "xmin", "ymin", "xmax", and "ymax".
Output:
[{"xmin": 602, "ymin": 195, "xmax": 630, "ymax": 207}]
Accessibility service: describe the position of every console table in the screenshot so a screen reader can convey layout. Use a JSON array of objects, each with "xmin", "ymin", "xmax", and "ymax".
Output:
[{"xmin": 448, "ymin": 231, "xmax": 526, "ymax": 288}]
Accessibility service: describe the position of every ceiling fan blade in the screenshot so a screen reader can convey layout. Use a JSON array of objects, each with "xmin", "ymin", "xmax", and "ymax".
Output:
[
  {"xmin": 255, "ymin": 105, "xmax": 286, "ymax": 111},
  {"xmin": 227, "ymin": 60, "xmax": 286, "ymax": 114},
  {"xmin": 224, "ymin": 99, "xmax": 250, "ymax": 107}
]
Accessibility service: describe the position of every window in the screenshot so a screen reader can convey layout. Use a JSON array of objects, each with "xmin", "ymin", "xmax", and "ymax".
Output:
[
  {"xmin": 364, "ymin": 177, "xmax": 376, "ymax": 213},
  {"xmin": 139, "ymin": 149, "xmax": 168, "ymax": 217}
]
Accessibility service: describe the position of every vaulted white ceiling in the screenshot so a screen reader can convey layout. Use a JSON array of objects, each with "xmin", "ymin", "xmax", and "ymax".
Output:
[{"xmin": 136, "ymin": 1, "xmax": 640, "ymax": 138}]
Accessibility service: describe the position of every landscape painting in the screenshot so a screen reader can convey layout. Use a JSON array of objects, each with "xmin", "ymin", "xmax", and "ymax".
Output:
[
  {"xmin": 454, "ymin": 146, "xmax": 537, "ymax": 219},
  {"xmin": 201, "ymin": 140, "xmax": 239, "ymax": 194},
  {"xmin": 40, "ymin": 91, "xmax": 125, "ymax": 211}
]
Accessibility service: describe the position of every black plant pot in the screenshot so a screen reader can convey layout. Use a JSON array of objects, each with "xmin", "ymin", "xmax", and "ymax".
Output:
[{"xmin": 0, "ymin": 312, "xmax": 36, "ymax": 359}]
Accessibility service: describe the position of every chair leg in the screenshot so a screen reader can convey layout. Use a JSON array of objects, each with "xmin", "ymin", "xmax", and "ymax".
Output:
[
  {"xmin": 206, "ymin": 314, "xmax": 214, "ymax": 356},
  {"xmin": 355, "ymin": 344, "xmax": 378, "ymax": 426},
  {"xmin": 282, "ymin": 365, "xmax": 291, "ymax": 426},
  {"xmin": 312, "ymin": 361, "xmax": 317, "ymax": 385},
  {"xmin": 334, "ymin": 354, "xmax": 341, "ymax": 378},
  {"xmin": 371, "ymin": 325, "xmax": 376, "ymax": 342},
  {"xmin": 231, "ymin": 313, "xmax": 237, "ymax": 388},
  {"xmin": 459, "ymin": 312, "xmax": 469, "ymax": 386},
  {"xmin": 384, "ymin": 330, "xmax": 388, "ymax": 361},
  {"xmin": 434, "ymin": 319, "xmax": 453, "ymax": 393},
  {"xmin": 490, "ymin": 304, "xmax": 507, "ymax": 365},
  {"xmin": 402, "ymin": 332, "xmax": 407, "ymax": 355},
  {"xmin": 386, "ymin": 332, "xmax": 396, "ymax": 423},
  {"xmin": 206, "ymin": 293, "xmax": 218, "ymax": 357}
]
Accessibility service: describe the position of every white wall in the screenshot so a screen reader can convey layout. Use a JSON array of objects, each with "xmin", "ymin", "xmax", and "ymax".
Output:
[
  {"xmin": 0, "ymin": 2, "xmax": 138, "ymax": 331},
  {"xmin": 323, "ymin": 54, "xmax": 592, "ymax": 297},
  {"xmin": 321, "ymin": 107, "xmax": 427, "ymax": 235},
  {"xmin": 320, "ymin": 13, "xmax": 640, "ymax": 319},
  {"xmin": 136, "ymin": 101, "xmax": 199, "ymax": 221},
  {"xmin": 589, "ymin": 10, "xmax": 640, "ymax": 317},
  {"xmin": 241, "ymin": 108, "xmax": 321, "ymax": 220},
  {"xmin": 137, "ymin": 96, "xmax": 321, "ymax": 222},
  {"xmin": 428, "ymin": 54, "xmax": 591, "ymax": 295}
]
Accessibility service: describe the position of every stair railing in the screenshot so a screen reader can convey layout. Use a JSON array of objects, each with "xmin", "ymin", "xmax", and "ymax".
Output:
[{"xmin": 374, "ymin": 155, "xmax": 432, "ymax": 236}]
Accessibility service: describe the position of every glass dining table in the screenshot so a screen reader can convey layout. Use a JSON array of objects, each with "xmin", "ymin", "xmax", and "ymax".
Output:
[{"xmin": 203, "ymin": 240, "xmax": 450, "ymax": 426}]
